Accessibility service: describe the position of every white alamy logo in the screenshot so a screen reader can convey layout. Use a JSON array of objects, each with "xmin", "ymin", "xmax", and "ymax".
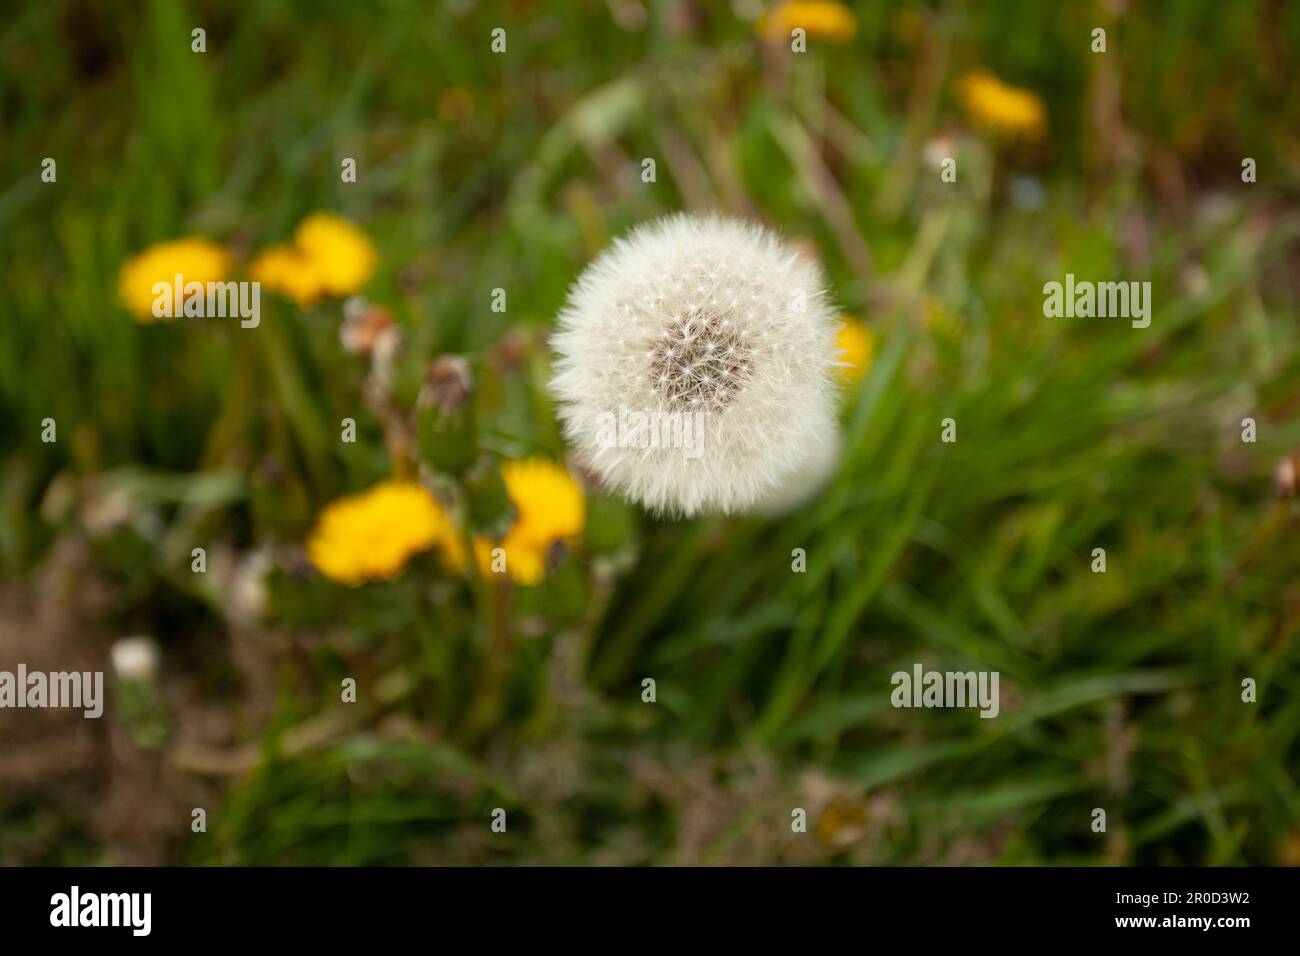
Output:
[
  {"xmin": 1042, "ymin": 273, "xmax": 1151, "ymax": 328},
  {"xmin": 0, "ymin": 664, "xmax": 103, "ymax": 718},
  {"xmin": 891, "ymin": 663, "xmax": 1000, "ymax": 718},
  {"xmin": 152, "ymin": 274, "xmax": 260, "ymax": 327},
  {"xmin": 595, "ymin": 405, "xmax": 706, "ymax": 460},
  {"xmin": 50, "ymin": 886, "xmax": 151, "ymax": 936}
]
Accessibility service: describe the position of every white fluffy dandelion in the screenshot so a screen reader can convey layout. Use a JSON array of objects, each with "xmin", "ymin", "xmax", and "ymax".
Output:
[
  {"xmin": 551, "ymin": 214, "xmax": 841, "ymax": 516},
  {"xmin": 110, "ymin": 635, "xmax": 160, "ymax": 683},
  {"xmin": 751, "ymin": 428, "xmax": 842, "ymax": 516}
]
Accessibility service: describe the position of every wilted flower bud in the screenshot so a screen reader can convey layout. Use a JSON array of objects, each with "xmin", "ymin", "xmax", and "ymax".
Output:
[
  {"xmin": 416, "ymin": 356, "xmax": 477, "ymax": 474},
  {"xmin": 341, "ymin": 298, "xmax": 397, "ymax": 356},
  {"xmin": 1276, "ymin": 453, "xmax": 1299, "ymax": 498},
  {"xmin": 344, "ymin": 298, "xmax": 403, "ymax": 408},
  {"xmin": 490, "ymin": 326, "xmax": 533, "ymax": 376}
]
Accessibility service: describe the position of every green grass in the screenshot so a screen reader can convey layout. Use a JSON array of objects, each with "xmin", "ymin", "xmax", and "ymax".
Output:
[{"xmin": 2, "ymin": 0, "xmax": 1299, "ymax": 865}]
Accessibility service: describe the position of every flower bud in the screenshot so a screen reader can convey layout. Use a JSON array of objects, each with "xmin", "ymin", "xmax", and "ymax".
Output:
[
  {"xmin": 464, "ymin": 457, "xmax": 515, "ymax": 537},
  {"xmin": 416, "ymin": 356, "xmax": 478, "ymax": 474},
  {"xmin": 341, "ymin": 298, "xmax": 396, "ymax": 356}
]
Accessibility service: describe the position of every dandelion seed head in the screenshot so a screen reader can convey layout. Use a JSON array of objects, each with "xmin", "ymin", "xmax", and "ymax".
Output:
[
  {"xmin": 550, "ymin": 214, "xmax": 841, "ymax": 516},
  {"xmin": 751, "ymin": 426, "xmax": 843, "ymax": 516}
]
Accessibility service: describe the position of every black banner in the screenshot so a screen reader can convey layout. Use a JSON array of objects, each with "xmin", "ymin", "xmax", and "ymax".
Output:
[{"xmin": 1, "ymin": 866, "xmax": 1288, "ymax": 941}]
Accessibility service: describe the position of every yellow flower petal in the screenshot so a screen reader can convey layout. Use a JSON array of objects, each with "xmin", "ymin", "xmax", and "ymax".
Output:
[
  {"xmin": 958, "ymin": 70, "xmax": 1046, "ymax": 139},
  {"xmin": 474, "ymin": 533, "xmax": 548, "ymax": 585},
  {"xmin": 293, "ymin": 213, "xmax": 376, "ymax": 297},
  {"xmin": 118, "ymin": 238, "xmax": 230, "ymax": 321},
  {"xmin": 249, "ymin": 245, "xmax": 327, "ymax": 306},
  {"xmin": 473, "ymin": 459, "xmax": 585, "ymax": 586},
  {"xmin": 500, "ymin": 458, "xmax": 585, "ymax": 548},
  {"xmin": 307, "ymin": 480, "xmax": 458, "ymax": 585},
  {"xmin": 759, "ymin": 1, "xmax": 857, "ymax": 44},
  {"xmin": 836, "ymin": 319, "xmax": 873, "ymax": 382}
]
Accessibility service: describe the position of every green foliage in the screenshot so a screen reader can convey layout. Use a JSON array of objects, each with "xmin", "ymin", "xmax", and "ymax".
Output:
[{"xmin": 2, "ymin": 0, "xmax": 1298, "ymax": 866}]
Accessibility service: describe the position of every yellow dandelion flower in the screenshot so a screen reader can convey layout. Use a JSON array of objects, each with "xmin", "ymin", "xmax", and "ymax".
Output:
[
  {"xmin": 836, "ymin": 319, "xmax": 873, "ymax": 382},
  {"xmin": 759, "ymin": 1, "xmax": 857, "ymax": 44},
  {"xmin": 118, "ymin": 238, "xmax": 230, "ymax": 321},
  {"xmin": 474, "ymin": 458, "xmax": 585, "ymax": 585},
  {"xmin": 249, "ymin": 244, "xmax": 326, "ymax": 306},
  {"xmin": 471, "ymin": 537, "xmax": 495, "ymax": 576},
  {"xmin": 293, "ymin": 213, "xmax": 376, "ymax": 297},
  {"xmin": 471, "ymin": 531, "xmax": 549, "ymax": 587},
  {"xmin": 502, "ymin": 458, "xmax": 585, "ymax": 545},
  {"xmin": 307, "ymin": 480, "xmax": 459, "ymax": 586},
  {"xmin": 958, "ymin": 70, "xmax": 1046, "ymax": 139},
  {"xmin": 251, "ymin": 214, "xmax": 376, "ymax": 306}
]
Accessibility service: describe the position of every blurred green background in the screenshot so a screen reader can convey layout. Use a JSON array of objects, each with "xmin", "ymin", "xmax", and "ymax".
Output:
[{"xmin": 2, "ymin": 0, "xmax": 1300, "ymax": 865}]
